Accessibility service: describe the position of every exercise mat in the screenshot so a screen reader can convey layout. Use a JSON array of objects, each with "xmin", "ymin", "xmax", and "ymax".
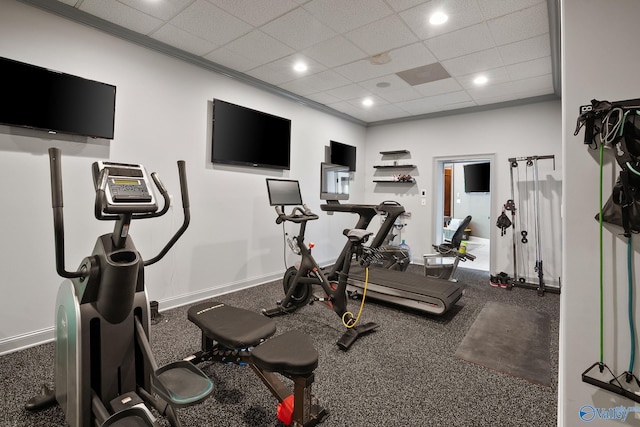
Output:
[{"xmin": 455, "ymin": 301, "xmax": 551, "ymax": 386}]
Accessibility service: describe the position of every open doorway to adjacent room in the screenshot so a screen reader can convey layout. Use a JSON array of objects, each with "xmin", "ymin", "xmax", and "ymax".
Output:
[{"xmin": 433, "ymin": 155, "xmax": 496, "ymax": 272}]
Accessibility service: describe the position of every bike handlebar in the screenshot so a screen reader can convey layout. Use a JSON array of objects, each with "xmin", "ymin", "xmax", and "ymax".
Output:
[{"xmin": 275, "ymin": 204, "xmax": 319, "ymax": 224}]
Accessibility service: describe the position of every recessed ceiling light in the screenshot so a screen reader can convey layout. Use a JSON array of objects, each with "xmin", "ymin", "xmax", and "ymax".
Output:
[
  {"xmin": 362, "ymin": 98, "xmax": 374, "ymax": 107},
  {"xmin": 293, "ymin": 62, "xmax": 307, "ymax": 72},
  {"xmin": 429, "ymin": 11, "xmax": 448, "ymax": 25},
  {"xmin": 473, "ymin": 75, "xmax": 488, "ymax": 85}
]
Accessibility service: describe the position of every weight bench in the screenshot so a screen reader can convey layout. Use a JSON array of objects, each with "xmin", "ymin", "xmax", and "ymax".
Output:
[{"xmin": 185, "ymin": 301, "xmax": 328, "ymax": 426}]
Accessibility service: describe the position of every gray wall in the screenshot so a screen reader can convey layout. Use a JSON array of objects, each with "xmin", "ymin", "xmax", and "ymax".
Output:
[{"xmin": 363, "ymin": 101, "xmax": 562, "ymax": 283}]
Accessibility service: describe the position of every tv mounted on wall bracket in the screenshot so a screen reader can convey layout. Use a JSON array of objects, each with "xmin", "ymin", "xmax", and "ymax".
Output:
[
  {"xmin": 0, "ymin": 56, "xmax": 116, "ymax": 139},
  {"xmin": 330, "ymin": 140, "xmax": 356, "ymax": 171},
  {"xmin": 463, "ymin": 162, "xmax": 491, "ymax": 193},
  {"xmin": 211, "ymin": 99, "xmax": 292, "ymax": 170}
]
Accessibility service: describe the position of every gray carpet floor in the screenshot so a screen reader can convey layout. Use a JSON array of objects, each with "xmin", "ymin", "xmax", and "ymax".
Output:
[{"xmin": 0, "ymin": 266, "xmax": 559, "ymax": 427}]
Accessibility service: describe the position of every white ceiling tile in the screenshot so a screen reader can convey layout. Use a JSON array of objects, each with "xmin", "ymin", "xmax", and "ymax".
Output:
[
  {"xmin": 152, "ymin": 24, "xmax": 218, "ymax": 56},
  {"xmin": 498, "ymin": 34, "xmax": 550, "ymax": 65},
  {"xmin": 118, "ymin": 0, "xmax": 195, "ymax": 21},
  {"xmin": 219, "ymin": 30, "xmax": 295, "ymax": 68},
  {"xmin": 50, "ymin": 0, "xmax": 555, "ymax": 123},
  {"xmin": 303, "ymin": 0, "xmax": 393, "ymax": 33},
  {"xmin": 387, "ymin": 42, "xmax": 439, "ymax": 73},
  {"xmin": 478, "ymin": 0, "xmax": 545, "ymax": 20},
  {"xmin": 169, "ymin": 0, "xmax": 252, "ymax": 44},
  {"xmin": 278, "ymin": 69, "xmax": 351, "ymax": 95},
  {"xmin": 205, "ymin": 46, "xmax": 261, "ymax": 72},
  {"xmin": 261, "ymin": 7, "xmax": 337, "ymax": 50},
  {"xmin": 507, "ymin": 56, "xmax": 552, "ymax": 80},
  {"xmin": 396, "ymin": 90, "xmax": 473, "ymax": 115},
  {"xmin": 399, "ymin": 0, "xmax": 484, "ymax": 40},
  {"xmin": 345, "ymin": 14, "xmax": 419, "ymax": 56},
  {"xmin": 456, "ymin": 67, "xmax": 510, "ymax": 89},
  {"xmin": 424, "ymin": 23, "xmax": 495, "ymax": 61},
  {"xmin": 487, "ymin": 2, "xmax": 549, "ymax": 45},
  {"xmin": 79, "ymin": 0, "xmax": 163, "ymax": 34},
  {"xmin": 248, "ymin": 54, "xmax": 327, "ymax": 85},
  {"xmin": 302, "ymin": 36, "xmax": 368, "ymax": 68},
  {"xmin": 378, "ymin": 86, "xmax": 423, "ymax": 103},
  {"xmin": 305, "ymin": 91, "xmax": 343, "ymax": 104},
  {"xmin": 414, "ymin": 77, "xmax": 464, "ymax": 96},
  {"xmin": 467, "ymin": 81, "xmax": 516, "ymax": 100},
  {"xmin": 441, "ymin": 48, "xmax": 504, "ymax": 77},
  {"xmin": 385, "ymin": 0, "xmax": 427, "ymax": 12},
  {"xmin": 207, "ymin": 0, "xmax": 300, "ymax": 26},
  {"xmin": 324, "ymin": 84, "xmax": 371, "ymax": 101},
  {"xmin": 334, "ymin": 42, "xmax": 438, "ymax": 83},
  {"xmin": 512, "ymin": 74, "xmax": 554, "ymax": 94},
  {"xmin": 360, "ymin": 74, "xmax": 411, "ymax": 92}
]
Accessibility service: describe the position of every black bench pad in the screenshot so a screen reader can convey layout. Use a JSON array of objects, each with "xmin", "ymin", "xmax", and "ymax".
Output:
[
  {"xmin": 188, "ymin": 302, "xmax": 276, "ymax": 349},
  {"xmin": 251, "ymin": 330, "xmax": 318, "ymax": 376}
]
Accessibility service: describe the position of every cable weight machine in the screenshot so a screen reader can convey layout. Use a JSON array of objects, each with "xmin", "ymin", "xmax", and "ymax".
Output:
[{"xmin": 506, "ymin": 155, "xmax": 559, "ymax": 296}]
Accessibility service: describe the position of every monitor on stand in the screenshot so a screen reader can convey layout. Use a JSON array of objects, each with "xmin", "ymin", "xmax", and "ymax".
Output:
[
  {"xmin": 320, "ymin": 162, "xmax": 350, "ymax": 204},
  {"xmin": 266, "ymin": 178, "xmax": 303, "ymax": 206}
]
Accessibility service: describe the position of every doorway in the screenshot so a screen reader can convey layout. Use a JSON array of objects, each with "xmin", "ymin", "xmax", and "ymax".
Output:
[{"xmin": 434, "ymin": 155, "xmax": 496, "ymax": 272}]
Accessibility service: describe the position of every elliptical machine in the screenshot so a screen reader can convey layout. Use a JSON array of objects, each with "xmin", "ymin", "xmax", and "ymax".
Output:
[
  {"xmin": 262, "ymin": 178, "xmax": 379, "ymax": 350},
  {"xmin": 26, "ymin": 148, "xmax": 213, "ymax": 426}
]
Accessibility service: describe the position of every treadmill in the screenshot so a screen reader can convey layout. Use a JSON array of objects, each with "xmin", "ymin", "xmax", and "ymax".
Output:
[{"xmin": 321, "ymin": 201, "xmax": 462, "ymax": 315}]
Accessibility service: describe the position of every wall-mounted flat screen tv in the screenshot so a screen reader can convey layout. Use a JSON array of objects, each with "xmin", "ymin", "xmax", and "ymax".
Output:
[
  {"xmin": 211, "ymin": 99, "xmax": 291, "ymax": 170},
  {"xmin": 0, "ymin": 56, "xmax": 116, "ymax": 139},
  {"xmin": 463, "ymin": 162, "xmax": 491, "ymax": 193},
  {"xmin": 330, "ymin": 140, "xmax": 356, "ymax": 171}
]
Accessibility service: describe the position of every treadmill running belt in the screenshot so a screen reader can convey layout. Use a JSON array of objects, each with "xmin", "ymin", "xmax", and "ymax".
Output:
[{"xmin": 347, "ymin": 265, "xmax": 462, "ymax": 315}]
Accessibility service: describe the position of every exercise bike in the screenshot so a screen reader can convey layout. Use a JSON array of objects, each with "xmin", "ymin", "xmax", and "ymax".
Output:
[
  {"xmin": 262, "ymin": 178, "xmax": 379, "ymax": 351},
  {"xmin": 26, "ymin": 148, "xmax": 212, "ymax": 426}
]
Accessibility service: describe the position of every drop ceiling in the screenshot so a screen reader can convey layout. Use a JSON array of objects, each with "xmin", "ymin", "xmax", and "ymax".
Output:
[{"xmin": 22, "ymin": 0, "xmax": 560, "ymax": 126}]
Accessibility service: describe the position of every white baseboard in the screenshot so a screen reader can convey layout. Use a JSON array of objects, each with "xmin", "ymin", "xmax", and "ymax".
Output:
[
  {"xmin": 0, "ymin": 270, "xmax": 288, "ymax": 356},
  {"xmin": 0, "ymin": 327, "xmax": 55, "ymax": 356}
]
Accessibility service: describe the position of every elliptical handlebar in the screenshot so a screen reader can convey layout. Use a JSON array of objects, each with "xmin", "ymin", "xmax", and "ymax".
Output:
[
  {"xmin": 143, "ymin": 160, "xmax": 190, "ymax": 266},
  {"xmin": 48, "ymin": 147, "xmax": 191, "ymax": 276},
  {"xmin": 49, "ymin": 148, "xmax": 83, "ymax": 279},
  {"xmin": 275, "ymin": 204, "xmax": 319, "ymax": 224}
]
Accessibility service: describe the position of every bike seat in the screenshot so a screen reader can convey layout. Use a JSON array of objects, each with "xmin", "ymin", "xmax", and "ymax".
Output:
[
  {"xmin": 188, "ymin": 302, "xmax": 277, "ymax": 348},
  {"xmin": 250, "ymin": 330, "xmax": 318, "ymax": 376},
  {"xmin": 343, "ymin": 228, "xmax": 373, "ymax": 244}
]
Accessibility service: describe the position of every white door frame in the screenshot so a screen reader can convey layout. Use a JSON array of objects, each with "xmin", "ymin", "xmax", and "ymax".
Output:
[{"xmin": 433, "ymin": 153, "xmax": 496, "ymax": 272}]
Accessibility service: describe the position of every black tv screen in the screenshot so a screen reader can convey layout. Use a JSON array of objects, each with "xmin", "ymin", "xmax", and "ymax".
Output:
[
  {"xmin": 464, "ymin": 162, "xmax": 490, "ymax": 193},
  {"xmin": 330, "ymin": 140, "xmax": 356, "ymax": 171},
  {"xmin": 212, "ymin": 99, "xmax": 291, "ymax": 170},
  {"xmin": 0, "ymin": 56, "xmax": 116, "ymax": 139}
]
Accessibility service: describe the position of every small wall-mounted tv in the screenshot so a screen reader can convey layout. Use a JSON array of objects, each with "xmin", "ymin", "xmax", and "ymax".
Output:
[
  {"xmin": 211, "ymin": 99, "xmax": 292, "ymax": 170},
  {"xmin": 0, "ymin": 56, "xmax": 116, "ymax": 139},
  {"xmin": 463, "ymin": 162, "xmax": 491, "ymax": 193},
  {"xmin": 330, "ymin": 140, "xmax": 356, "ymax": 171}
]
